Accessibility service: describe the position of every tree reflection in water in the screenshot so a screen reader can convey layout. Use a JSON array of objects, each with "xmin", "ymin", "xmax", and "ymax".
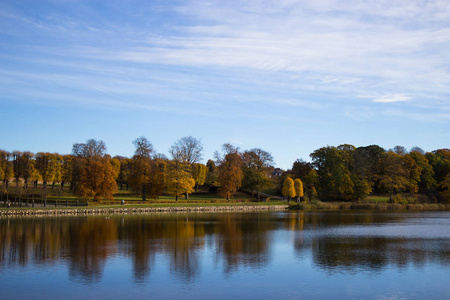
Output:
[{"xmin": 0, "ymin": 211, "xmax": 449, "ymax": 283}]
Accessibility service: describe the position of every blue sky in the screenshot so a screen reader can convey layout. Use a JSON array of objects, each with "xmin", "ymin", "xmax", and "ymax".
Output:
[{"xmin": 1, "ymin": 0, "xmax": 449, "ymax": 169}]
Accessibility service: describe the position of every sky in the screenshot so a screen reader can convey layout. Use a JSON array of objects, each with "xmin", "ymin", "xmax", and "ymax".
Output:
[{"xmin": 1, "ymin": 0, "xmax": 449, "ymax": 169}]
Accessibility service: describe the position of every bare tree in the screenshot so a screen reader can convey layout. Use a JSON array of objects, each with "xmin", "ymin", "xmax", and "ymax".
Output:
[
  {"xmin": 133, "ymin": 137, "xmax": 154, "ymax": 159},
  {"xmin": 169, "ymin": 136, "xmax": 203, "ymax": 163},
  {"xmin": 72, "ymin": 139, "xmax": 107, "ymax": 158}
]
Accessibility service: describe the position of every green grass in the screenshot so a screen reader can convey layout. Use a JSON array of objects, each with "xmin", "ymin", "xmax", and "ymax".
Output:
[
  {"xmin": 365, "ymin": 195, "xmax": 390, "ymax": 203},
  {"xmin": 1, "ymin": 186, "xmax": 285, "ymax": 210}
]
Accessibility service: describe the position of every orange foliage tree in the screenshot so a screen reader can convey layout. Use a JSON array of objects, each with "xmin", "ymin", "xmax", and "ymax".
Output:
[{"xmin": 216, "ymin": 144, "xmax": 243, "ymax": 200}]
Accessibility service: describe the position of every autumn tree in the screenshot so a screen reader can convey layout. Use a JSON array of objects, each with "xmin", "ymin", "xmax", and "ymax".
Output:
[
  {"xmin": 128, "ymin": 137, "xmax": 165, "ymax": 200},
  {"xmin": 242, "ymin": 148, "xmax": 274, "ymax": 200},
  {"xmin": 294, "ymin": 178, "xmax": 304, "ymax": 202},
  {"xmin": 72, "ymin": 139, "xmax": 118, "ymax": 202},
  {"xmin": 216, "ymin": 144, "xmax": 243, "ymax": 200},
  {"xmin": 168, "ymin": 137, "xmax": 199, "ymax": 199},
  {"xmin": 282, "ymin": 177, "xmax": 296, "ymax": 202},
  {"xmin": 0, "ymin": 150, "xmax": 14, "ymax": 200},
  {"xmin": 12, "ymin": 151, "xmax": 22, "ymax": 189},
  {"xmin": 35, "ymin": 152, "xmax": 58, "ymax": 190},
  {"xmin": 191, "ymin": 163, "xmax": 207, "ymax": 191},
  {"xmin": 426, "ymin": 149, "xmax": 450, "ymax": 185},
  {"xmin": 409, "ymin": 151, "xmax": 436, "ymax": 191},
  {"xmin": 165, "ymin": 160, "xmax": 195, "ymax": 201},
  {"xmin": 20, "ymin": 152, "xmax": 37, "ymax": 190},
  {"xmin": 379, "ymin": 152, "xmax": 420, "ymax": 201},
  {"xmin": 76, "ymin": 157, "xmax": 118, "ymax": 201}
]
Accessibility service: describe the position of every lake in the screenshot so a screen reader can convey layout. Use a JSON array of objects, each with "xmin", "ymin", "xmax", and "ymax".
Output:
[{"xmin": 0, "ymin": 211, "xmax": 449, "ymax": 299}]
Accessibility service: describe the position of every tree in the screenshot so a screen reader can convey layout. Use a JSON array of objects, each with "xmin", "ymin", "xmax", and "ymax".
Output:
[
  {"xmin": 294, "ymin": 178, "xmax": 304, "ymax": 202},
  {"xmin": 12, "ymin": 151, "xmax": 22, "ymax": 189},
  {"xmin": 353, "ymin": 145, "xmax": 385, "ymax": 194},
  {"xmin": 426, "ymin": 149, "xmax": 450, "ymax": 184},
  {"xmin": 310, "ymin": 146, "xmax": 355, "ymax": 201},
  {"xmin": 409, "ymin": 151, "xmax": 437, "ymax": 191},
  {"xmin": 392, "ymin": 145, "xmax": 407, "ymax": 155},
  {"xmin": 282, "ymin": 177, "xmax": 296, "ymax": 202},
  {"xmin": 128, "ymin": 137, "xmax": 165, "ymax": 201},
  {"xmin": 71, "ymin": 139, "xmax": 117, "ymax": 202},
  {"xmin": 165, "ymin": 160, "xmax": 195, "ymax": 200},
  {"xmin": 291, "ymin": 159, "xmax": 313, "ymax": 180},
  {"xmin": 439, "ymin": 173, "xmax": 450, "ymax": 204},
  {"xmin": 20, "ymin": 152, "xmax": 37, "ymax": 190},
  {"xmin": 242, "ymin": 148, "xmax": 274, "ymax": 200},
  {"xmin": 216, "ymin": 144, "xmax": 243, "ymax": 200},
  {"xmin": 191, "ymin": 163, "xmax": 207, "ymax": 191},
  {"xmin": 169, "ymin": 136, "xmax": 203, "ymax": 164},
  {"xmin": 75, "ymin": 157, "xmax": 118, "ymax": 201},
  {"xmin": 35, "ymin": 152, "xmax": 58, "ymax": 190},
  {"xmin": 72, "ymin": 139, "xmax": 107, "ymax": 158},
  {"xmin": 0, "ymin": 150, "xmax": 14, "ymax": 200},
  {"xmin": 303, "ymin": 169, "xmax": 318, "ymax": 202},
  {"xmin": 205, "ymin": 159, "xmax": 217, "ymax": 186},
  {"xmin": 379, "ymin": 152, "xmax": 420, "ymax": 201},
  {"xmin": 61, "ymin": 155, "xmax": 73, "ymax": 190},
  {"xmin": 113, "ymin": 156, "xmax": 131, "ymax": 190},
  {"xmin": 133, "ymin": 136, "xmax": 154, "ymax": 158}
]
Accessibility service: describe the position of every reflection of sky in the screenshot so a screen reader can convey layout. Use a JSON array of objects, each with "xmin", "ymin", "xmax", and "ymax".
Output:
[{"xmin": 0, "ymin": 212, "xmax": 449, "ymax": 299}]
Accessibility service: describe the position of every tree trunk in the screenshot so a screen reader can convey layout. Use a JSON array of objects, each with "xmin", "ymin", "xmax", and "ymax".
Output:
[
  {"xmin": 142, "ymin": 184, "xmax": 147, "ymax": 201},
  {"xmin": 176, "ymin": 195, "xmax": 179, "ymax": 201},
  {"xmin": 185, "ymin": 192, "xmax": 189, "ymax": 200}
]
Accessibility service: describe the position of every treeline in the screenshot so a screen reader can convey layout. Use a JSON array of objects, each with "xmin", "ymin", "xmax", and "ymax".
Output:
[
  {"xmin": 287, "ymin": 145, "xmax": 450, "ymax": 204},
  {"xmin": 0, "ymin": 137, "xmax": 274, "ymax": 202},
  {"xmin": 1, "ymin": 139, "xmax": 449, "ymax": 204}
]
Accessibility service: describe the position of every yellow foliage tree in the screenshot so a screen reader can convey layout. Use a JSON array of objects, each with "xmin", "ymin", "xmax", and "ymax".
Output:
[
  {"xmin": 192, "ymin": 163, "xmax": 208, "ymax": 191},
  {"xmin": 282, "ymin": 177, "xmax": 296, "ymax": 202},
  {"xmin": 294, "ymin": 178, "xmax": 304, "ymax": 202},
  {"xmin": 166, "ymin": 161, "xmax": 195, "ymax": 201}
]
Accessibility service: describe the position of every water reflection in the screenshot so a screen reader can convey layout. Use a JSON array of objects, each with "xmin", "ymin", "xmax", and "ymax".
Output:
[{"xmin": 1, "ymin": 212, "xmax": 449, "ymax": 283}]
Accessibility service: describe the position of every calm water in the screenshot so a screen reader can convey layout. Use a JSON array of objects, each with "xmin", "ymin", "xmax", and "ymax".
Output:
[{"xmin": 0, "ymin": 211, "xmax": 449, "ymax": 299}]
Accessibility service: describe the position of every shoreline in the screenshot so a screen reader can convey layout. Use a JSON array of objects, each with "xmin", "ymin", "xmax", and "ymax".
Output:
[
  {"xmin": 2, "ymin": 201, "xmax": 449, "ymax": 217},
  {"xmin": 288, "ymin": 202, "xmax": 450, "ymax": 211},
  {"xmin": 0, "ymin": 204, "xmax": 288, "ymax": 217}
]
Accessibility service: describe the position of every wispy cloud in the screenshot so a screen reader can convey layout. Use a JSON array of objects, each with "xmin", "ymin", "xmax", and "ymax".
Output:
[{"xmin": 373, "ymin": 94, "xmax": 412, "ymax": 103}]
